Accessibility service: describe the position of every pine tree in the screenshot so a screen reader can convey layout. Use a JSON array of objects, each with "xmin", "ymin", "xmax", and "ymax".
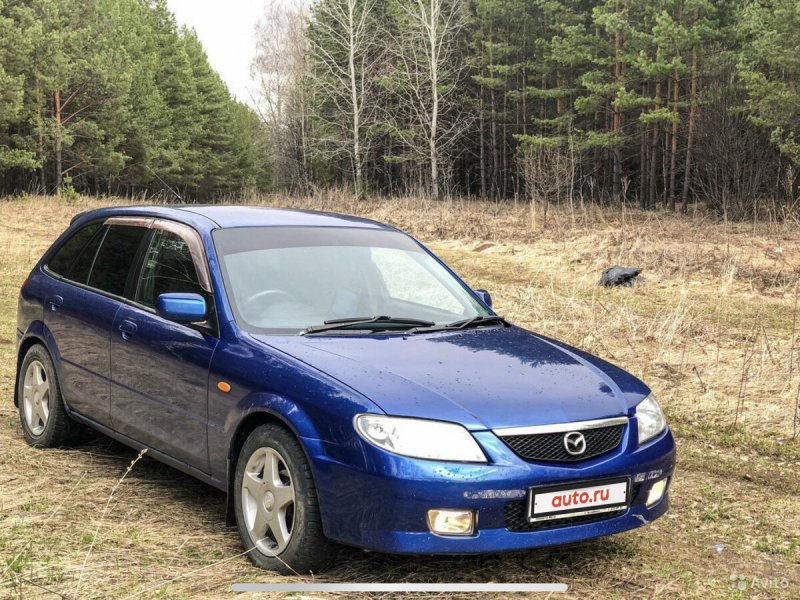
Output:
[
  {"xmin": 739, "ymin": 0, "xmax": 800, "ymax": 166},
  {"xmin": 0, "ymin": 0, "xmax": 39, "ymax": 174}
]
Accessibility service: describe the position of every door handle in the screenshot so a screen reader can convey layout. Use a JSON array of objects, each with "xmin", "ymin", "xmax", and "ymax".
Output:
[
  {"xmin": 118, "ymin": 320, "xmax": 138, "ymax": 340},
  {"xmin": 46, "ymin": 295, "xmax": 64, "ymax": 312}
]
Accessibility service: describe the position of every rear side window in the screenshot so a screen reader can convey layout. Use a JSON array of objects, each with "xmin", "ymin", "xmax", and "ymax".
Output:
[
  {"xmin": 68, "ymin": 227, "xmax": 105, "ymax": 284},
  {"xmin": 47, "ymin": 222, "xmax": 103, "ymax": 278},
  {"xmin": 88, "ymin": 225, "xmax": 147, "ymax": 296},
  {"xmin": 135, "ymin": 230, "xmax": 203, "ymax": 307}
]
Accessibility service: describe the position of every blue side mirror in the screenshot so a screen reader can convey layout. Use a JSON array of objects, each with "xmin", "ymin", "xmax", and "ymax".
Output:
[
  {"xmin": 156, "ymin": 293, "xmax": 207, "ymax": 323},
  {"xmin": 474, "ymin": 289, "xmax": 492, "ymax": 308}
]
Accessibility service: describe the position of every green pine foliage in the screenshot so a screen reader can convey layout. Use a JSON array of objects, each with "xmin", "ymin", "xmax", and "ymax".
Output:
[
  {"xmin": 0, "ymin": 0, "xmax": 270, "ymax": 199},
  {"xmin": 3, "ymin": 0, "xmax": 800, "ymax": 214},
  {"xmin": 738, "ymin": 0, "xmax": 800, "ymax": 165},
  {"xmin": 288, "ymin": 0, "xmax": 797, "ymax": 216}
]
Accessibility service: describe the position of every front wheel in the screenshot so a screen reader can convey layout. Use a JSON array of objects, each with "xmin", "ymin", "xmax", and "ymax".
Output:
[{"xmin": 233, "ymin": 423, "xmax": 338, "ymax": 574}]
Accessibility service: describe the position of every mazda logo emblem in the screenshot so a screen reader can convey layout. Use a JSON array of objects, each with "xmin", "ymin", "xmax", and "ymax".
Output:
[{"xmin": 563, "ymin": 431, "xmax": 587, "ymax": 456}]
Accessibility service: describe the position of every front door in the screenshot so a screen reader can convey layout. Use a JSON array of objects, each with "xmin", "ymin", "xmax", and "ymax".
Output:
[{"xmin": 109, "ymin": 227, "xmax": 217, "ymax": 472}]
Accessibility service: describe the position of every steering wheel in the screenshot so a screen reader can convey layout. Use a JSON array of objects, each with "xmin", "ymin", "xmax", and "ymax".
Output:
[{"xmin": 240, "ymin": 289, "xmax": 297, "ymax": 317}]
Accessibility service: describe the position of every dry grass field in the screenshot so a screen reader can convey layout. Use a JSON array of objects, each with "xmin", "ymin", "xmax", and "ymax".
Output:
[{"xmin": 1, "ymin": 195, "xmax": 799, "ymax": 599}]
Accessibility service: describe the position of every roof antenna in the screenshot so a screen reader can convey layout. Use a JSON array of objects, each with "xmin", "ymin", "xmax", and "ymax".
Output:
[{"xmin": 145, "ymin": 165, "xmax": 183, "ymax": 203}]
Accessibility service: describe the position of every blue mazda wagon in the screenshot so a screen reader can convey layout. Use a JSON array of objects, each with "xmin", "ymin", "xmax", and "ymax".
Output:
[{"xmin": 16, "ymin": 205, "xmax": 676, "ymax": 573}]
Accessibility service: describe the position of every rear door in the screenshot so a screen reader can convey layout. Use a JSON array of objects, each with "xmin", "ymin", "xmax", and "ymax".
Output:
[
  {"xmin": 109, "ymin": 222, "xmax": 217, "ymax": 472},
  {"xmin": 44, "ymin": 221, "xmax": 147, "ymax": 424}
]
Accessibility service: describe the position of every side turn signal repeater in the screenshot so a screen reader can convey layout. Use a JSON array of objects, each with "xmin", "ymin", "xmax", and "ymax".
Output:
[{"xmin": 217, "ymin": 381, "xmax": 232, "ymax": 393}]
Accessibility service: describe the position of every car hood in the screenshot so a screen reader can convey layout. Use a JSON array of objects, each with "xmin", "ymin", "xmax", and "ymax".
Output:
[{"xmin": 253, "ymin": 326, "xmax": 650, "ymax": 430}]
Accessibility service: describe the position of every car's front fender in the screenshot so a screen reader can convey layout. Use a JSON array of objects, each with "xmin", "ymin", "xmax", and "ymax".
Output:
[{"xmin": 206, "ymin": 336, "xmax": 383, "ymax": 483}]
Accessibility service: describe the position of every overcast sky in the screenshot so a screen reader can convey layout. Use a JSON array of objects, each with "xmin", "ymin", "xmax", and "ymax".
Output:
[{"xmin": 167, "ymin": 0, "xmax": 266, "ymax": 106}]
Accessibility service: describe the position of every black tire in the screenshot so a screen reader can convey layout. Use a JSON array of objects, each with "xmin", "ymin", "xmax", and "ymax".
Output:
[
  {"xmin": 17, "ymin": 344, "xmax": 78, "ymax": 448},
  {"xmin": 233, "ymin": 423, "xmax": 338, "ymax": 574}
]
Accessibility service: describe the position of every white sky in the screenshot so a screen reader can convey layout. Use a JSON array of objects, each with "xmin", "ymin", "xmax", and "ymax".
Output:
[{"xmin": 167, "ymin": 0, "xmax": 266, "ymax": 106}]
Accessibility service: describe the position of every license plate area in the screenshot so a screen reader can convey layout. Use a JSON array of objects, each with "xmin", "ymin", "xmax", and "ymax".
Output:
[{"xmin": 527, "ymin": 477, "xmax": 630, "ymax": 523}]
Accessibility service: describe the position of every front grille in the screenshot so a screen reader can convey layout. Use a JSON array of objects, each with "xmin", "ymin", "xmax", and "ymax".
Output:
[
  {"xmin": 504, "ymin": 484, "xmax": 639, "ymax": 532},
  {"xmin": 500, "ymin": 424, "xmax": 625, "ymax": 462}
]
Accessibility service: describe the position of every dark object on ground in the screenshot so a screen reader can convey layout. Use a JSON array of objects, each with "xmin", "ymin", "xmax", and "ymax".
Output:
[{"xmin": 599, "ymin": 266, "xmax": 642, "ymax": 287}]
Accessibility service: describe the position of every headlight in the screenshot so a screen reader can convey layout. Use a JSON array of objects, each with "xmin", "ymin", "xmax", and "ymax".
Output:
[
  {"xmin": 636, "ymin": 394, "xmax": 667, "ymax": 445},
  {"xmin": 354, "ymin": 414, "xmax": 487, "ymax": 462}
]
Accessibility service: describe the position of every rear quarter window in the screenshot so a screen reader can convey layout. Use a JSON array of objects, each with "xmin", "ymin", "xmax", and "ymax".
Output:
[
  {"xmin": 87, "ymin": 225, "xmax": 148, "ymax": 296},
  {"xmin": 47, "ymin": 222, "xmax": 103, "ymax": 278}
]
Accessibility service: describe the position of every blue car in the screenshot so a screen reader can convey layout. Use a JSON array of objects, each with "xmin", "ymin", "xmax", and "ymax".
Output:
[{"xmin": 16, "ymin": 205, "xmax": 675, "ymax": 573}]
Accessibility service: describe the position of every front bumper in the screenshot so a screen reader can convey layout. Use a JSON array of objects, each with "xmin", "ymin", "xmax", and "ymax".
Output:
[{"xmin": 306, "ymin": 424, "xmax": 676, "ymax": 554}]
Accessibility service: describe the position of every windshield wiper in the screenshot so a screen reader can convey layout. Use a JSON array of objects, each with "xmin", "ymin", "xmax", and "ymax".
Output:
[
  {"xmin": 300, "ymin": 315, "xmax": 436, "ymax": 336},
  {"xmin": 406, "ymin": 315, "xmax": 509, "ymax": 334}
]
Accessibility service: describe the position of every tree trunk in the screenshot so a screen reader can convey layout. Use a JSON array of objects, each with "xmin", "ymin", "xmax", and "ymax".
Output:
[
  {"xmin": 611, "ymin": 31, "xmax": 622, "ymax": 201},
  {"xmin": 521, "ymin": 55, "xmax": 528, "ymax": 136},
  {"xmin": 429, "ymin": 0, "xmax": 439, "ymax": 200},
  {"xmin": 592, "ymin": 63, "xmax": 602, "ymax": 202},
  {"xmin": 347, "ymin": 0, "xmax": 362, "ymax": 194},
  {"xmin": 502, "ymin": 83, "xmax": 508, "ymax": 197},
  {"xmin": 299, "ymin": 79, "xmax": 309, "ymax": 192},
  {"xmin": 639, "ymin": 82, "xmax": 648, "ymax": 208},
  {"xmin": 490, "ymin": 85, "xmax": 498, "ymax": 198},
  {"xmin": 669, "ymin": 71, "xmax": 679, "ymax": 211},
  {"xmin": 54, "ymin": 90, "xmax": 63, "ymax": 193},
  {"xmin": 556, "ymin": 71, "xmax": 564, "ymax": 115},
  {"xmin": 648, "ymin": 79, "xmax": 662, "ymax": 208},
  {"xmin": 682, "ymin": 44, "xmax": 698, "ymax": 213},
  {"xmin": 639, "ymin": 129, "xmax": 648, "ymax": 208},
  {"xmin": 37, "ymin": 83, "xmax": 46, "ymax": 191},
  {"xmin": 479, "ymin": 85, "xmax": 486, "ymax": 197}
]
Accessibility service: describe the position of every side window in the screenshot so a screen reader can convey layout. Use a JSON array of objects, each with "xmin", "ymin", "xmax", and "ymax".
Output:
[
  {"xmin": 68, "ymin": 226, "xmax": 105, "ymax": 284},
  {"xmin": 47, "ymin": 222, "xmax": 103, "ymax": 278},
  {"xmin": 88, "ymin": 225, "xmax": 147, "ymax": 296},
  {"xmin": 135, "ymin": 230, "xmax": 203, "ymax": 307}
]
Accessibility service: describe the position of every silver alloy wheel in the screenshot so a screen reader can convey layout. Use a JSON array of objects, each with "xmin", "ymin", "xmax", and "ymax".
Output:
[
  {"xmin": 241, "ymin": 446, "xmax": 296, "ymax": 555},
  {"xmin": 22, "ymin": 360, "xmax": 50, "ymax": 436}
]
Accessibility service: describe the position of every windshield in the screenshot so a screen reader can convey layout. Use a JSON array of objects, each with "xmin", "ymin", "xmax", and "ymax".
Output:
[{"xmin": 212, "ymin": 226, "xmax": 490, "ymax": 334}]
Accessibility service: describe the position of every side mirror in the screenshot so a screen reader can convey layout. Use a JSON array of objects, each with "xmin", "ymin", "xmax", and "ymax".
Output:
[
  {"xmin": 156, "ymin": 293, "xmax": 207, "ymax": 323},
  {"xmin": 474, "ymin": 289, "xmax": 492, "ymax": 308}
]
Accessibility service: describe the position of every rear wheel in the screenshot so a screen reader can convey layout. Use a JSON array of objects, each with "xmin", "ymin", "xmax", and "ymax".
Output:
[
  {"xmin": 233, "ymin": 423, "xmax": 338, "ymax": 574},
  {"xmin": 17, "ymin": 344, "xmax": 77, "ymax": 447}
]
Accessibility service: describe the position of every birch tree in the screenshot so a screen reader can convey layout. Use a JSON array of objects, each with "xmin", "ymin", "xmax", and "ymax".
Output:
[
  {"xmin": 307, "ymin": 0, "xmax": 382, "ymax": 194},
  {"xmin": 252, "ymin": 0, "xmax": 311, "ymax": 193},
  {"xmin": 385, "ymin": 0, "xmax": 469, "ymax": 199}
]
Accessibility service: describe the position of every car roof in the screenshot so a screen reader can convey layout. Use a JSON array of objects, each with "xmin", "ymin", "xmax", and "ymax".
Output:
[{"xmin": 71, "ymin": 204, "xmax": 392, "ymax": 232}]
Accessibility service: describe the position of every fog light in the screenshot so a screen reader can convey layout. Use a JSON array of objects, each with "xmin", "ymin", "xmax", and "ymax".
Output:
[
  {"xmin": 427, "ymin": 509, "xmax": 476, "ymax": 536},
  {"xmin": 646, "ymin": 479, "xmax": 667, "ymax": 507}
]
